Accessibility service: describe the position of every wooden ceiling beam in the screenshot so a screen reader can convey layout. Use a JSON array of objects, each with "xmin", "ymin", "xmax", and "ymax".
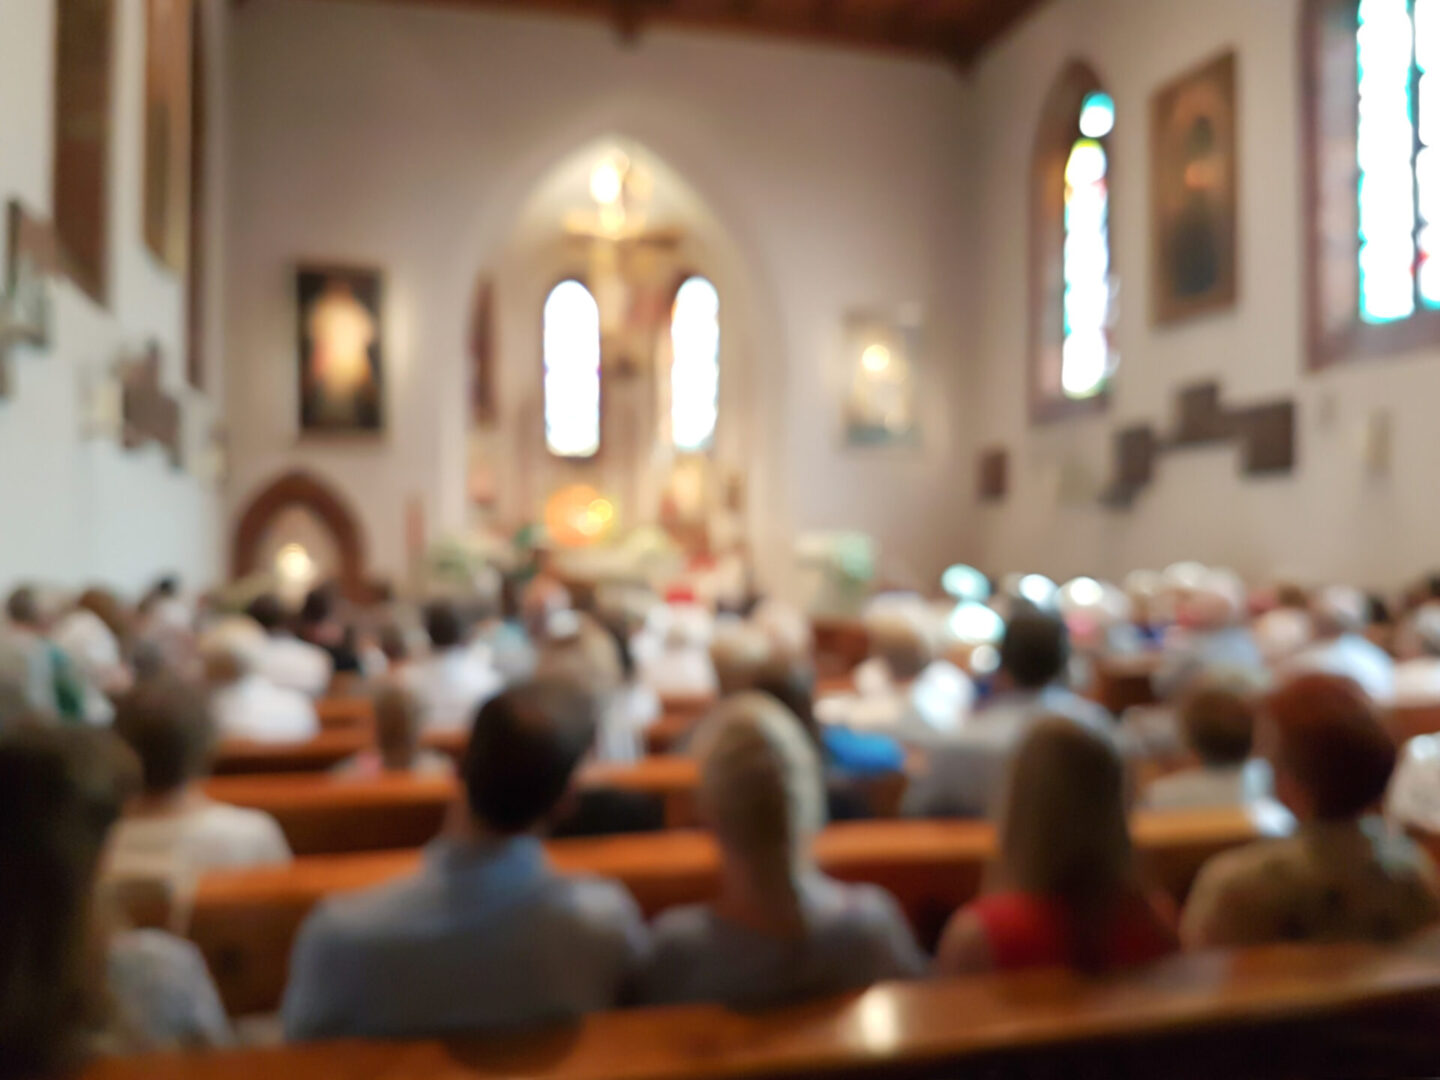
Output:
[{"xmin": 280, "ymin": 0, "xmax": 1050, "ymax": 65}]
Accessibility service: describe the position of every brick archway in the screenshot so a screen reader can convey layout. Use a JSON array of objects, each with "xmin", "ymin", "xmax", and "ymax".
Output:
[{"xmin": 231, "ymin": 471, "xmax": 369, "ymax": 600}]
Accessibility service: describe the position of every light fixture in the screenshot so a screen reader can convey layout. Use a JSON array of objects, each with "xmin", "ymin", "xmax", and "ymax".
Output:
[
  {"xmin": 589, "ymin": 157, "xmax": 625, "ymax": 206},
  {"xmin": 861, "ymin": 344, "xmax": 891, "ymax": 374}
]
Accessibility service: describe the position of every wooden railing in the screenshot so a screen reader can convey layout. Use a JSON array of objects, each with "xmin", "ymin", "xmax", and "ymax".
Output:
[
  {"xmin": 80, "ymin": 941, "xmax": 1440, "ymax": 1080},
  {"xmin": 190, "ymin": 811, "xmax": 1260, "ymax": 1015}
]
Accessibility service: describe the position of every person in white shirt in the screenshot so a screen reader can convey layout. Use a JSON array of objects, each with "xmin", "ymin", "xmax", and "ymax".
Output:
[
  {"xmin": 637, "ymin": 605, "xmax": 718, "ymax": 698},
  {"xmin": 1143, "ymin": 680, "xmax": 1295, "ymax": 833},
  {"xmin": 1286, "ymin": 585, "xmax": 1396, "ymax": 704},
  {"xmin": 402, "ymin": 601, "xmax": 503, "ymax": 733},
  {"xmin": 1386, "ymin": 732, "xmax": 1440, "ymax": 835},
  {"xmin": 1393, "ymin": 604, "xmax": 1440, "ymax": 706},
  {"xmin": 201, "ymin": 618, "xmax": 319, "ymax": 743},
  {"xmin": 1251, "ymin": 583, "xmax": 1314, "ymax": 664},
  {"xmin": 108, "ymin": 678, "xmax": 291, "ymax": 895},
  {"xmin": 245, "ymin": 594, "xmax": 333, "ymax": 698},
  {"xmin": 0, "ymin": 585, "xmax": 72, "ymax": 720},
  {"xmin": 53, "ymin": 589, "xmax": 136, "ymax": 726},
  {"xmin": 847, "ymin": 604, "xmax": 974, "ymax": 742}
]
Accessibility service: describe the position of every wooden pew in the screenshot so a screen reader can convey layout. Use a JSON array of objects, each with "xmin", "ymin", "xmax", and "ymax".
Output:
[
  {"xmin": 1389, "ymin": 703, "xmax": 1440, "ymax": 743},
  {"xmin": 203, "ymin": 758, "xmax": 703, "ymax": 854},
  {"xmin": 80, "ymin": 942, "xmax": 1440, "ymax": 1080},
  {"xmin": 210, "ymin": 731, "xmax": 371, "ymax": 776},
  {"xmin": 191, "ymin": 810, "xmax": 1260, "ymax": 1015},
  {"xmin": 315, "ymin": 696, "xmax": 374, "ymax": 732},
  {"xmin": 1091, "ymin": 653, "xmax": 1163, "ymax": 715}
]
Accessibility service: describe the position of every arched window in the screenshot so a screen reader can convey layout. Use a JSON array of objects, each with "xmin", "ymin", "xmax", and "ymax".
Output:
[
  {"xmin": 1031, "ymin": 62, "xmax": 1116, "ymax": 421},
  {"xmin": 543, "ymin": 280, "xmax": 601, "ymax": 459},
  {"xmin": 1307, "ymin": 0, "xmax": 1440, "ymax": 364},
  {"xmin": 670, "ymin": 275, "xmax": 720, "ymax": 451}
]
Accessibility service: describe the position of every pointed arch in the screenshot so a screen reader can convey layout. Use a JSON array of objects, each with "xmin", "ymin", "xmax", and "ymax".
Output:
[{"xmin": 1030, "ymin": 59, "xmax": 1116, "ymax": 422}]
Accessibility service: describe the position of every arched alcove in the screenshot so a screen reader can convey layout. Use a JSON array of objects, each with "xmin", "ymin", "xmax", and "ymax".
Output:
[{"xmin": 231, "ymin": 470, "xmax": 370, "ymax": 600}]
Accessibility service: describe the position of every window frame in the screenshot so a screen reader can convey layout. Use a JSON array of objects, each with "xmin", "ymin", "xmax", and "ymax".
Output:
[
  {"xmin": 1029, "ymin": 59, "xmax": 1116, "ymax": 423},
  {"xmin": 1304, "ymin": 0, "xmax": 1440, "ymax": 368},
  {"xmin": 540, "ymin": 275, "xmax": 604, "ymax": 463}
]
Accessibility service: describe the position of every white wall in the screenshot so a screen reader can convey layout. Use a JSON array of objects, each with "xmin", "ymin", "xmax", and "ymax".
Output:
[
  {"xmin": 968, "ymin": 0, "xmax": 1440, "ymax": 592},
  {"xmin": 0, "ymin": 0, "xmax": 225, "ymax": 597},
  {"xmin": 224, "ymin": 0, "xmax": 976, "ymax": 593}
]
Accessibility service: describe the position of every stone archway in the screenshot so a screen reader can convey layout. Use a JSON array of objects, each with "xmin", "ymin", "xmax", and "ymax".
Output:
[{"xmin": 231, "ymin": 470, "xmax": 370, "ymax": 600}]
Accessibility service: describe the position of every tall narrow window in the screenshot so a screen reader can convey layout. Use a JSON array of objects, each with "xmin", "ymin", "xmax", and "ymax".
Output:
[
  {"xmin": 1031, "ymin": 62, "xmax": 1116, "ymax": 421},
  {"xmin": 543, "ymin": 280, "xmax": 601, "ymax": 459},
  {"xmin": 1307, "ymin": 0, "xmax": 1440, "ymax": 363},
  {"xmin": 670, "ymin": 275, "xmax": 719, "ymax": 451},
  {"xmin": 54, "ymin": 0, "xmax": 114, "ymax": 305}
]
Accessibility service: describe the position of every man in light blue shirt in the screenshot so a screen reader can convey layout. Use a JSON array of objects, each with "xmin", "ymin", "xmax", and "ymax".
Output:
[
  {"xmin": 282, "ymin": 681, "xmax": 650, "ymax": 1040},
  {"xmin": 903, "ymin": 612, "xmax": 1115, "ymax": 819}
]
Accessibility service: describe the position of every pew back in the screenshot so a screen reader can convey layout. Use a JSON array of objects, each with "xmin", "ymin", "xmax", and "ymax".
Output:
[
  {"xmin": 80, "ymin": 942, "xmax": 1440, "ymax": 1080},
  {"xmin": 193, "ymin": 811, "xmax": 1259, "ymax": 1015}
]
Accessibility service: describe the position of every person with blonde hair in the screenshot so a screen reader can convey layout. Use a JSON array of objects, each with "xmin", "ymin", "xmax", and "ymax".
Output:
[
  {"xmin": 936, "ymin": 719, "xmax": 1178, "ymax": 974},
  {"xmin": 332, "ymin": 685, "xmax": 453, "ymax": 778},
  {"xmin": 708, "ymin": 623, "xmax": 772, "ymax": 697},
  {"xmin": 639, "ymin": 693, "xmax": 923, "ymax": 1006},
  {"xmin": 200, "ymin": 618, "xmax": 318, "ymax": 743}
]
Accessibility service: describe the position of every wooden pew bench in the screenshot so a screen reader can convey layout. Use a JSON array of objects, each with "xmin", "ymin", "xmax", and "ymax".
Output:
[
  {"xmin": 202, "ymin": 757, "xmax": 704, "ymax": 854},
  {"xmin": 80, "ymin": 942, "xmax": 1440, "ymax": 1080},
  {"xmin": 192, "ymin": 811, "xmax": 1260, "ymax": 1015}
]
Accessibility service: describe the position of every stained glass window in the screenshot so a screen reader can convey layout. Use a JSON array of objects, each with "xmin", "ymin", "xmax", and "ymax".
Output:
[
  {"xmin": 1062, "ymin": 91, "xmax": 1116, "ymax": 400},
  {"xmin": 670, "ymin": 276, "xmax": 720, "ymax": 451},
  {"xmin": 543, "ymin": 280, "xmax": 601, "ymax": 459}
]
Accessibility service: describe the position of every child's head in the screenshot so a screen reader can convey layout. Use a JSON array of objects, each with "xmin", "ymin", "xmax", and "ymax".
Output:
[{"xmin": 1178, "ymin": 681, "xmax": 1256, "ymax": 768}]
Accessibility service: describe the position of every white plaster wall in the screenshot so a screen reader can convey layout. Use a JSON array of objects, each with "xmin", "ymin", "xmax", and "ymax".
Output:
[
  {"xmin": 224, "ymin": 0, "xmax": 976, "ymax": 593},
  {"xmin": 968, "ymin": 0, "xmax": 1440, "ymax": 592},
  {"xmin": 0, "ymin": 0, "xmax": 225, "ymax": 597}
]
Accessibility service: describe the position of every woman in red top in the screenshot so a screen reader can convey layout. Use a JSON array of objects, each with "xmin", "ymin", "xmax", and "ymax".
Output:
[{"xmin": 936, "ymin": 717, "xmax": 1179, "ymax": 974}]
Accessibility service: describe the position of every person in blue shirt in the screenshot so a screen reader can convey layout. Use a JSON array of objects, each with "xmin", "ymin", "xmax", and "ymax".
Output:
[
  {"xmin": 638, "ymin": 693, "xmax": 924, "ymax": 1007},
  {"xmin": 281, "ymin": 681, "xmax": 650, "ymax": 1041}
]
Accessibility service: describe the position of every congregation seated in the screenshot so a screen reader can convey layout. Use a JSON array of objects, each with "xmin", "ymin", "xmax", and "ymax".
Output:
[
  {"xmin": 846, "ymin": 602, "xmax": 973, "ymax": 740},
  {"xmin": 637, "ymin": 693, "xmax": 924, "ymax": 1006},
  {"xmin": 537, "ymin": 612, "xmax": 658, "ymax": 764},
  {"xmin": 400, "ymin": 600, "xmax": 503, "ymax": 733},
  {"xmin": 108, "ymin": 679, "xmax": 291, "ymax": 888},
  {"xmin": 295, "ymin": 586, "xmax": 361, "ymax": 675},
  {"xmin": 0, "ymin": 725, "xmax": 230, "ymax": 1073},
  {"xmin": 245, "ymin": 593, "xmax": 333, "ymax": 698},
  {"xmin": 903, "ymin": 612, "xmax": 1112, "ymax": 819},
  {"xmin": 1182, "ymin": 674, "xmax": 1440, "ymax": 947},
  {"xmin": 1250, "ymin": 582, "xmax": 1314, "ymax": 663},
  {"xmin": 53, "ymin": 589, "xmax": 134, "ymax": 725},
  {"xmin": 1153, "ymin": 570, "xmax": 1266, "ymax": 698},
  {"xmin": 936, "ymin": 719, "xmax": 1179, "ymax": 974},
  {"xmin": 1284, "ymin": 585, "xmax": 1395, "ymax": 703},
  {"xmin": 201, "ymin": 619, "xmax": 319, "ymax": 743},
  {"xmin": 281, "ymin": 681, "xmax": 647, "ymax": 1040},
  {"xmin": 751, "ymin": 657, "xmax": 897, "ymax": 818},
  {"xmin": 1392, "ymin": 603, "xmax": 1440, "ymax": 705},
  {"xmin": 636, "ymin": 604, "xmax": 717, "ymax": 698},
  {"xmin": 331, "ymin": 685, "xmax": 452, "ymax": 777},
  {"xmin": 0, "ymin": 585, "xmax": 87, "ymax": 723},
  {"xmin": 1142, "ymin": 679, "xmax": 1294, "ymax": 830}
]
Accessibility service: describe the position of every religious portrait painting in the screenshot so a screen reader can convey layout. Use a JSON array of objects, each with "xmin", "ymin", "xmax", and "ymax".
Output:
[
  {"xmin": 842, "ymin": 308, "xmax": 921, "ymax": 448},
  {"xmin": 297, "ymin": 264, "xmax": 384, "ymax": 435},
  {"xmin": 1151, "ymin": 50, "xmax": 1239, "ymax": 324}
]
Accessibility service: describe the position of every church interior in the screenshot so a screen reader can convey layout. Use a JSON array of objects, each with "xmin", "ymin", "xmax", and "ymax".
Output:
[{"xmin": 5, "ymin": 0, "xmax": 1440, "ymax": 1076}]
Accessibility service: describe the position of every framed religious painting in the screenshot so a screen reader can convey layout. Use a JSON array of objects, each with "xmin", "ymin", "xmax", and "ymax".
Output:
[
  {"xmin": 296, "ymin": 264, "xmax": 384, "ymax": 435},
  {"xmin": 1150, "ymin": 50, "xmax": 1239, "ymax": 324},
  {"xmin": 842, "ymin": 307, "xmax": 921, "ymax": 448}
]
